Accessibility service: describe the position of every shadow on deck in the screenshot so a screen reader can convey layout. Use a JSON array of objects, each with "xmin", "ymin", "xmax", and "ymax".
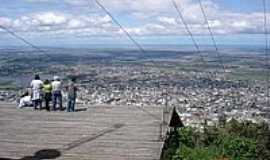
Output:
[{"xmin": 0, "ymin": 102, "xmax": 167, "ymax": 160}]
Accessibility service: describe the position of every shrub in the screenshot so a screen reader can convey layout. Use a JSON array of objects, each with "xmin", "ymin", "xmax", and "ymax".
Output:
[{"xmin": 161, "ymin": 120, "xmax": 270, "ymax": 160}]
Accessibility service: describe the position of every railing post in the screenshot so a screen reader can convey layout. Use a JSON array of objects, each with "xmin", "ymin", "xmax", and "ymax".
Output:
[
  {"xmin": 159, "ymin": 122, "xmax": 164, "ymax": 141},
  {"xmin": 164, "ymin": 87, "xmax": 169, "ymax": 113}
]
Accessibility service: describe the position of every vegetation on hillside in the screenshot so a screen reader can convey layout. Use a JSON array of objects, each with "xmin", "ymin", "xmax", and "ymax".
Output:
[{"xmin": 161, "ymin": 120, "xmax": 270, "ymax": 160}]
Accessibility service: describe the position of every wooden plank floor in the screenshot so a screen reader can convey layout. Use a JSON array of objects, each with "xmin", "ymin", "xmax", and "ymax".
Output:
[{"xmin": 0, "ymin": 102, "xmax": 164, "ymax": 160}]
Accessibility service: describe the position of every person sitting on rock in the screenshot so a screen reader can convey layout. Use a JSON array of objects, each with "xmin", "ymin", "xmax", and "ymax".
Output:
[{"xmin": 18, "ymin": 90, "xmax": 32, "ymax": 108}]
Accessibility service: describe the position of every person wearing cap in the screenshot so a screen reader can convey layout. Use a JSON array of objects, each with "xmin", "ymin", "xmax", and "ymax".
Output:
[
  {"xmin": 30, "ymin": 74, "xmax": 43, "ymax": 110},
  {"xmin": 51, "ymin": 76, "xmax": 63, "ymax": 111}
]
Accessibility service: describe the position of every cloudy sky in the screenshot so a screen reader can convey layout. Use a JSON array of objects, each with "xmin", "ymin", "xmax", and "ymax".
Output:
[{"xmin": 0, "ymin": 0, "xmax": 269, "ymax": 47}]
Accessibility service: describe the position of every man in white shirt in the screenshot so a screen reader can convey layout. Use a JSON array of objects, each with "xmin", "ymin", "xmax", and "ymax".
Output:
[
  {"xmin": 52, "ymin": 76, "xmax": 62, "ymax": 111},
  {"xmin": 30, "ymin": 74, "xmax": 43, "ymax": 110}
]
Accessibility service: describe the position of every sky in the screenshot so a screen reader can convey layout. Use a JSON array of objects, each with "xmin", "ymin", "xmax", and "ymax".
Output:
[{"xmin": 0, "ymin": 0, "xmax": 269, "ymax": 48}]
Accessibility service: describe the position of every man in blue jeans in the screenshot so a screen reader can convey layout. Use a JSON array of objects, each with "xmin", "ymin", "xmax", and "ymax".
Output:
[
  {"xmin": 66, "ymin": 77, "xmax": 78, "ymax": 112},
  {"xmin": 52, "ymin": 76, "xmax": 63, "ymax": 111}
]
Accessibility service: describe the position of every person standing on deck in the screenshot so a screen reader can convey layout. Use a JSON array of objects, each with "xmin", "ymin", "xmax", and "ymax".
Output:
[
  {"xmin": 66, "ymin": 77, "xmax": 78, "ymax": 112},
  {"xmin": 43, "ymin": 79, "xmax": 52, "ymax": 111},
  {"xmin": 52, "ymin": 76, "xmax": 63, "ymax": 111},
  {"xmin": 30, "ymin": 74, "xmax": 43, "ymax": 110}
]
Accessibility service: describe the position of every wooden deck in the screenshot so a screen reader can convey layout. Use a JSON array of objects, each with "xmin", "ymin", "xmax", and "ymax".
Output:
[{"xmin": 0, "ymin": 102, "xmax": 166, "ymax": 160}]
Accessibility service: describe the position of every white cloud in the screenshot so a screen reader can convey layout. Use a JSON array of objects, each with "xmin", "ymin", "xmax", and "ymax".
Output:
[
  {"xmin": 100, "ymin": 15, "xmax": 112, "ymax": 23},
  {"xmin": 0, "ymin": 17, "xmax": 12, "ymax": 27},
  {"xmin": 68, "ymin": 19, "xmax": 85, "ymax": 28},
  {"xmin": 158, "ymin": 17, "xmax": 177, "ymax": 25},
  {"xmin": 0, "ymin": 12, "xmax": 114, "ymax": 34},
  {"xmin": 1, "ymin": 0, "xmax": 269, "ymax": 37},
  {"xmin": 209, "ymin": 20, "xmax": 222, "ymax": 28},
  {"xmin": 35, "ymin": 12, "xmax": 68, "ymax": 26}
]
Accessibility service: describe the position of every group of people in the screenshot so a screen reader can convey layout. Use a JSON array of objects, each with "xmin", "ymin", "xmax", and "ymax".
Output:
[{"xmin": 18, "ymin": 74, "xmax": 78, "ymax": 112}]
